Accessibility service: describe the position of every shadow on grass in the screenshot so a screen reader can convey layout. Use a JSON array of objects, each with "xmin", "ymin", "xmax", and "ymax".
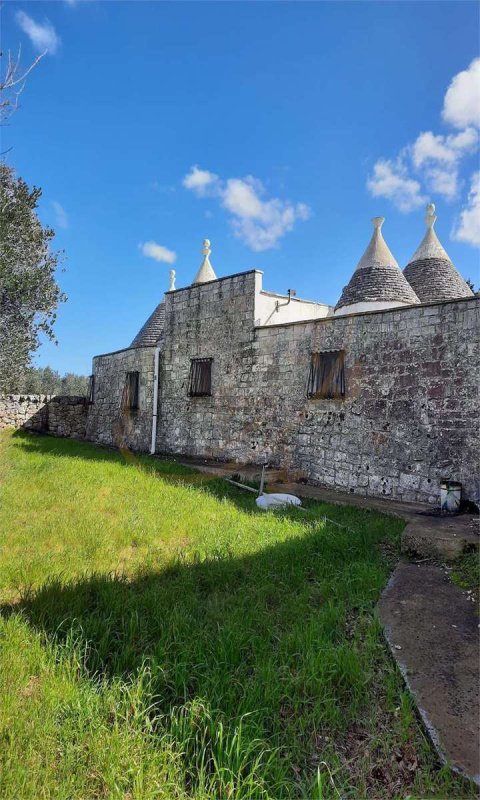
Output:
[{"xmin": 3, "ymin": 522, "xmax": 398, "ymax": 786}]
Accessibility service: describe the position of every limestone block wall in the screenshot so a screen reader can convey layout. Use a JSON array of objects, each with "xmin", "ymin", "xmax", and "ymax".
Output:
[
  {"xmin": 0, "ymin": 395, "xmax": 88, "ymax": 438},
  {"xmin": 156, "ymin": 287, "xmax": 479, "ymax": 505},
  {"xmin": 156, "ymin": 271, "xmax": 258, "ymax": 458},
  {"xmin": 251, "ymin": 296, "xmax": 479, "ymax": 505},
  {"xmin": 86, "ymin": 346, "xmax": 155, "ymax": 451}
]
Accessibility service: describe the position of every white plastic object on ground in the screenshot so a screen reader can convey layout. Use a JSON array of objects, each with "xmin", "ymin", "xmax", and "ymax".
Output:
[{"xmin": 256, "ymin": 493, "xmax": 302, "ymax": 511}]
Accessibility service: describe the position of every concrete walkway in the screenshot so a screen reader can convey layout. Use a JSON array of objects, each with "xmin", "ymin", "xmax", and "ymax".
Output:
[
  {"xmin": 178, "ymin": 457, "xmax": 480, "ymax": 785},
  {"xmin": 378, "ymin": 563, "xmax": 479, "ymax": 785}
]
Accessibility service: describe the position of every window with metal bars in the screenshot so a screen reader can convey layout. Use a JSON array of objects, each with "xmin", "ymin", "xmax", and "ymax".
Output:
[
  {"xmin": 307, "ymin": 351, "xmax": 345, "ymax": 399},
  {"xmin": 188, "ymin": 358, "xmax": 212, "ymax": 397},
  {"xmin": 87, "ymin": 374, "xmax": 95, "ymax": 404},
  {"xmin": 122, "ymin": 371, "xmax": 139, "ymax": 410}
]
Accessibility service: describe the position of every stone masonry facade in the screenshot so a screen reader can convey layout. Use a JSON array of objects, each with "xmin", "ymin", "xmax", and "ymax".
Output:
[
  {"xmin": 139, "ymin": 273, "xmax": 478, "ymax": 505},
  {"xmin": 251, "ymin": 298, "xmax": 479, "ymax": 505},
  {"xmin": 85, "ymin": 346, "xmax": 155, "ymax": 451},
  {"xmin": 0, "ymin": 395, "xmax": 88, "ymax": 438},
  {"xmin": 53, "ymin": 272, "xmax": 480, "ymax": 508},
  {"xmin": 156, "ymin": 272, "xmax": 258, "ymax": 460}
]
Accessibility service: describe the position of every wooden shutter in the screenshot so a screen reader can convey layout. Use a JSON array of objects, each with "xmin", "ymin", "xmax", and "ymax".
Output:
[
  {"xmin": 188, "ymin": 358, "xmax": 212, "ymax": 396},
  {"xmin": 307, "ymin": 351, "xmax": 345, "ymax": 399},
  {"xmin": 87, "ymin": 375, "xmax": 95, "ymax": 404},
  {"xmin": 123, "ymin": 371, "xmax": 139, "ymax": 410}
]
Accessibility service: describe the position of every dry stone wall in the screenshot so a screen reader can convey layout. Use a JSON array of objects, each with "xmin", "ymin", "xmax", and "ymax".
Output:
[
  {"xmin": 0, "ymin": 395, "xmax": 88, "ymax": 438},
  {"xmin": 85, "ymin": 346, "xmax": 155, "ymax": 451}
]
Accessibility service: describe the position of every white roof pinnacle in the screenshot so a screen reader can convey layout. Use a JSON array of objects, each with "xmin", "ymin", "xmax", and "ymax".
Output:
[
  {"xmin": 355, "ymin": 216, "xmax": 399, "ymax": 272},
  {"xmin": 192, "ymin": 238, "xmax": 217, "ymax": 284},
  {"xmin": 408, "ymin": 203, "xmax": 451, "ymax": 263}
]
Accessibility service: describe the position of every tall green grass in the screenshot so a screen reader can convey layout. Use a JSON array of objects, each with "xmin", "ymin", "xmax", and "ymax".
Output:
[{"xmin": 0, "ymin": 430, "xmax": 475, "ymax": 799}]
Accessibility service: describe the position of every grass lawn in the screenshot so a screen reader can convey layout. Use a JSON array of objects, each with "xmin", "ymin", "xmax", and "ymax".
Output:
[{"xmin": 0, "ymin": 430, "xmax": 475, "ymax": 799}]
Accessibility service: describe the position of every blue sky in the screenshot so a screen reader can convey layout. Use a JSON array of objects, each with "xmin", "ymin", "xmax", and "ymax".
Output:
[{"xmin": 3, "ymin": 1, "xmax": 480, "ymax": 375}]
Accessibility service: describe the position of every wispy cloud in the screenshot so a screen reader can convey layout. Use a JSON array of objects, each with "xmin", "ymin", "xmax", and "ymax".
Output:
[
  {"xmin": 140, "ymin": 241, "xmax": 177, "ymax": 264},
  {"xmin": 452, "ymin": 171, "xmax": 480, "ymax": 247},
  {"xmin": 367, "ymin": 158, "xmax": 426, "ymax": 212},
  {"xmin": 367, "ymin": 58, "xmax": 479, "ymax": 234},
  {"xmin": 183, "ymin": 166, "xmax": 311, "ymax": 251},
  {"xmin": 182, "ymin": 166, "xmax": 220, "ymax": 198},
  {"xmin": 15, "ymin": 10, "xmax": 60, "ymax": 55},
  {"xmin": 52, "ymin": 201, "xmax": 68, "ymax": 229}
]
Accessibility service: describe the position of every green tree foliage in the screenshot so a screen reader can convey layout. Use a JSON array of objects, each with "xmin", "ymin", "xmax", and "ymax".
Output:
[
  {"xmin": 0, "ymin": 164, "xmax": 66, "ymax": 392},
  {"xmin": 6, "ymin": 366, "xmax": 89, "ymax": 396}
]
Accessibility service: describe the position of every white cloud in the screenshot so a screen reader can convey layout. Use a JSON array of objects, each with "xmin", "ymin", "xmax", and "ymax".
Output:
[
  {"xmin": 412, "ymin": 128, "xmax": 478, "ymax": 168},
  {"xmin": 410, "ymin": 128, "xmax": 478, "ymax": 199},
  {"xmin": 182, "ymin": 166, "xmax": 220, "ymax": 198},
  {"xmin": 183, "ymin": 168, "xmax": 311, "ymax": 251},
  {"xmin": 367, "ymin": 60, "xmax": 479, "ymax": 214},
  {"xmin": 52, "ymin": 201, "xmax": 68, "ymax": 229},
  {"xmin": 424, "ymin": 167, "xmax": 458, "ymax": 201},
  {"xmin": 15, "ymin": 10, "xmax": 60, "ymax": 55},
  {"xmin": 442, "ymin": 58, "xmax": 480, "ymax": 130},
  {"xmin": 140, "ymin": 241, "xmax": 177, "ymax": 264},
  {"xmin": 452, "ymin": 171, "xmax": 480, "ymax": 247},
  {"xmin": 367, "ymin": 159, "xmax": 426, "ymax": 212}
]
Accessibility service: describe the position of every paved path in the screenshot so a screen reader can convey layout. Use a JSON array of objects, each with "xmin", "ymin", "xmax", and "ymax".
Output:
[{"xmin": 378, "ymin": 562, "xmax": 479, "ymax": 785}]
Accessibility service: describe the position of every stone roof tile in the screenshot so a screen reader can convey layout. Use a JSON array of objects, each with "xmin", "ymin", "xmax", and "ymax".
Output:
[
  {"xmin": 130, "ymin": 301, "xmax": 165, "ymax": 348},
  {"xmin": 403, "ymin": 204, "xmax": 474, "ymax": 303},
  {"xmin": 336, "ymin": 217, "xmax": 419, "ymax": 311}
]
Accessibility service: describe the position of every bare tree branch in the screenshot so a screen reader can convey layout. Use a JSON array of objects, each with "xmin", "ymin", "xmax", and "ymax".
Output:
[{"xmin": 0, "ymin": 46, "xmax": 45, "ymax": 123}]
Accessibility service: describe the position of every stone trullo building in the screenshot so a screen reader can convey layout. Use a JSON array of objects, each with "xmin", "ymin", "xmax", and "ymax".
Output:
[{"xmin": 85, "ymin": 204, "xmax": 479, "ymax": 506}]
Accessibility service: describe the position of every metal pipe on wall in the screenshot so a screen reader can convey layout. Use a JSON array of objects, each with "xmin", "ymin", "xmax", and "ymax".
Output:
[{"xmin": 150, "ymin": 346, "xmax": 160, "ymax": 454}]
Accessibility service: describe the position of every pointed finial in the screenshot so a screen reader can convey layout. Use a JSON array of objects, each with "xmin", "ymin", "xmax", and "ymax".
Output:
[
  {"xmin": 372, "ymin": 216, "xmax": 385, "ymax": 230},
  {"xmin": 192, "ymin": 237, "xmax": 217, "ymax": 284},
  {"xmin": 425, "ymin": 203, "xmax": 436, "ymax": 229},
  {"xmin": 168, "ymin": 269, "xmax": 176, "ymax": 291}
]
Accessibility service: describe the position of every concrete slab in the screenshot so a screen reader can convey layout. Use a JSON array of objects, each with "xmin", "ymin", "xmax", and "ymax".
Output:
[
  {"xmin": 402, "ymin": 514, "xmax": 479, "ymax": 560},
  {"xmin": 378, "ymin": 562, "xmax": 480, "ymax": 785}
]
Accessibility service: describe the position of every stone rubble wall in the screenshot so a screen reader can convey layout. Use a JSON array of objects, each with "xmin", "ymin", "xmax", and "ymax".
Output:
[
  {"xmin": 156, "ymin": 287, "xmax": 479, "ymax": 506},
  {"xmin": 157, "ymin": 271, "xmax": 258, "ymax": 459},
  {"xmin": 0, "ymin": 395, "xmax": 88, "ymax": 438},
  {"xmin": 85, "ymin": 346, "xmax": 155, "ymax": 451},
  {"xmin": 252, "ymin": 298, "xmax": 479, "ymax": 506}
]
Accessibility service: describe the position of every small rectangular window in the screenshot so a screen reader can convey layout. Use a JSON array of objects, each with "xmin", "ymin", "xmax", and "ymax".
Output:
[
  {"xmin": 188, "ymin": 358, "xmax": 212, "ymax": 397},
  {"xmin": 307, "ymin": 351, "xmax": 345, "ymax": 399},
  {"xmin": 87, "ymin": 374, "xmax": 95, "ymax": 404},
  {"xmin": 123, "ymin": 371, "xmax": 139, "ymax": 410}
]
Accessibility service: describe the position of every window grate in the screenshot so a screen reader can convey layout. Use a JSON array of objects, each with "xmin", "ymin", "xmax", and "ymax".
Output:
[
  {"xmin": 188, "ymin": 358, "xmax": 212, "ymax": 397},
  {"xmin": 307, "ymin": 351, "xmax": 345, "ymax": 399}
]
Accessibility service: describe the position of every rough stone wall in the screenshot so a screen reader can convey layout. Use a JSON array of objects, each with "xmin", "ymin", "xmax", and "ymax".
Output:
[
  {"xmin": 156, "ymin": 289, "xmax": 479, "ymax": 506},
  {"xmin": 252, "ymin": 297, "xmax": 480, "ymax": 505},
  {"xmin": 85, "ymin": 346, "xmax": 155, "ymax": 451},
  {"xmin": 0, "ymin": 395, "xmax": 88, "ymax": 438},
  {"xmin": 156, "ymin": 271, "xmax": 258, "ymax": 458}
]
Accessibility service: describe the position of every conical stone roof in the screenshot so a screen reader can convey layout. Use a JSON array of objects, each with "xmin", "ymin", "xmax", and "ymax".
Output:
[
  {"xmin": 192, "ymin": 239, "xmax": 217, "ymax": 284},
  {"xmin": 130, "ymin": 301, "xmax": 165, "ymax": 348},
  {"xmin": 335, "ymin": 217, "xmax": 419, "ymax": 313},
  {"xmin": 403, "ymin": 204, "xmax": 474, "ymax": 303}
]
